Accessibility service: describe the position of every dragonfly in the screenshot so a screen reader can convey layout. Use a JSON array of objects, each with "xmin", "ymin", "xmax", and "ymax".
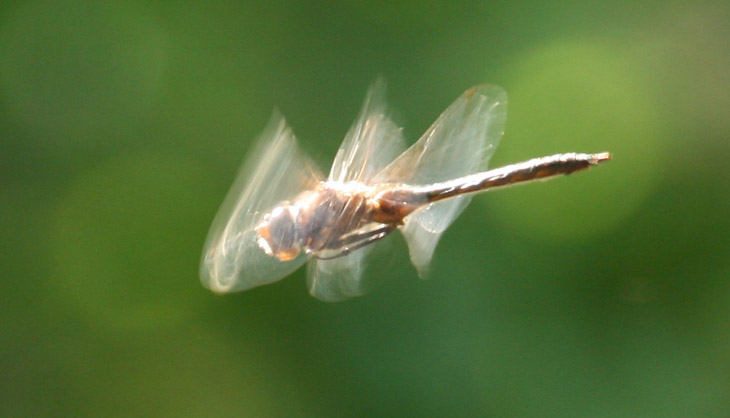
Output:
[{"xmin": 200, "ymin": 80, "xmax": 610, "ymax": 301}]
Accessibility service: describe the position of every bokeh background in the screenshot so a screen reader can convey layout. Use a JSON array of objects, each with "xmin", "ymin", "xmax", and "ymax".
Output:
[{"xmin": 1, "ymin": 0, "xmax": 729, "ymax": 416}]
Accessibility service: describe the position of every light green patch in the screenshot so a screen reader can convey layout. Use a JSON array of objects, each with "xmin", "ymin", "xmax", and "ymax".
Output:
[
  {"xmin": 486, "ymin": 40, "xmax": 665, "ymax": 241},
  {"xmin": 50, "ymin": 154, "xmax": 217, "ymax": 330}
]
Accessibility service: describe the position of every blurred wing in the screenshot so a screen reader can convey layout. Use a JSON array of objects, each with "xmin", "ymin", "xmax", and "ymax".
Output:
[
  {"xmin": 201, "ymin": 111, "xmax": 322, "ymax": 293},
  {"xmin": 306, "ymin": 247, "xmax": 373, "ymax": 302},
  {"xmin": 328, "ymin": 78, "xmax": 406, "ymax": 183},
  {"xmin": 310, "ymin": 79, "xmax": 407, "ymax": 299},
  {"xmin": 374, "ymin": 85, "xmax": 508, "ymax": 275}
]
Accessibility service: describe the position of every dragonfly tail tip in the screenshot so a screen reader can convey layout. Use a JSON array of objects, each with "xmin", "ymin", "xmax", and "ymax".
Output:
[{"xmin": 592, "ymin": 152, "xmax": 612, "ymax": 164}]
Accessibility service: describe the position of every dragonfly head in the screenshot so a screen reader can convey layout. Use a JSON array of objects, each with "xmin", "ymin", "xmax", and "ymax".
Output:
[{"xmin": 255, "ymin": 204, "xmax": 302, "ymax": 262}]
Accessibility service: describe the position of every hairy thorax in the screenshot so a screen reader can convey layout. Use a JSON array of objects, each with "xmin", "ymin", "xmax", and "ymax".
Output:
[
  {"xmin": 295, "ymin": 181, "xmax": 426, "ymax": 255},
  {"xmin": 256, "ymin": 181, "xmax": 429, "ymax": 261}
]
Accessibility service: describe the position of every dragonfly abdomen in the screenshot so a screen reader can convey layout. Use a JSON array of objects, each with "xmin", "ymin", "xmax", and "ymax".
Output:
[{"xmin": 420, "ymin": 152, "xmax": 611, "ymax": 202}]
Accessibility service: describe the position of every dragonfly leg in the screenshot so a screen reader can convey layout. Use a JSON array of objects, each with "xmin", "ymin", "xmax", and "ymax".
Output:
[{"xmin": 313, "ymin": 224, "xmax": 396, "ymax": 260}]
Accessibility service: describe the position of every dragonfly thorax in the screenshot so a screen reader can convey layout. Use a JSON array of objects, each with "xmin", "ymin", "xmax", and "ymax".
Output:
[{"xmin": 255, "ymin": 183, "xmax": 405, "ymax": 262}]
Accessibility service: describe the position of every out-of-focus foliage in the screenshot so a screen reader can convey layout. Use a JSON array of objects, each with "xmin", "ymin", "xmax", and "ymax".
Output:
[{"xmin": 1, "ymin": 0, "xmax": 729, "ymax": 416}]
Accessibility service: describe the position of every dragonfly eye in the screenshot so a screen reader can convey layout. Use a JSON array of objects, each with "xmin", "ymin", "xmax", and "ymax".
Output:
[{"xmin": 255, "ymin": 205, "xmax": 302, "ymax": 262}]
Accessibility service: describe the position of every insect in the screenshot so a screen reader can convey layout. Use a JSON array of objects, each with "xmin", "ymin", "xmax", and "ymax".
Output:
[{"xmin": 200, "ymin": 80, "xmax": 610, "ymax": 301}]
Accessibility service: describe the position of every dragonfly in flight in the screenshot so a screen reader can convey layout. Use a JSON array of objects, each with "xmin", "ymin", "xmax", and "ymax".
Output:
[{"xmin": 200, "ymin": 81, "xmax": 610, "ymax": 301}]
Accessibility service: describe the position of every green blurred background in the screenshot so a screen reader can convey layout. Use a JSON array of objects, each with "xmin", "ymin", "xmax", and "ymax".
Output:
[{"xmin": 1, "ymin": 0, "xmax": 729, "ymax": 416}]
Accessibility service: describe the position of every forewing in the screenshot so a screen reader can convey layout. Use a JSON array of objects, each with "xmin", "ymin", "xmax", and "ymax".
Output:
[
  {"xmin": 201, "ymin": 111, "xmax": 322, "ymax": 293},
  {"xmin": 308, "ymin": 80, "xmax": 406, "ymax": 299},
  {"xmin": 374, "ymin": 85, "xmax": 508, "ymax": 275},
  {"xmin": 328, "ymin": 78, "xmax": 406, "ymax": 183}
]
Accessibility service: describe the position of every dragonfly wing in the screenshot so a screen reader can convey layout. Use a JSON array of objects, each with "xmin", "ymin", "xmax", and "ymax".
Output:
[
  {"xmin": 201, "ymin": 111, "xmax": 322, "ymax": 293},
  {"xmin": 399, "ymin": 203, "xmax": 463, "ymax": 275},
  {"xmin": 328, "ymin": 78, "xmax": 406, "ymax": 183},
  {"xmin": 375, "ymin": 85, "xmax": 508, "ymax": 275},
  {"xmin": 306, "ymin": 248, "xmax": 372, "ymax": 302},
  {"xmin": 308, "ymin": 79, "xmax": 407, "ymax": 299}
]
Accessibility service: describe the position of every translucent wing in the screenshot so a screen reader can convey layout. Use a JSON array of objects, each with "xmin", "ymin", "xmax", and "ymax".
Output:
[
  {"xmin": 374, "ymin": 85, "xmax": 508, "ymax": 275},
  {"xmin": 307, "ymin": 247, "xmax": 373, "ymax": 302},
  {"xmin": 201, "ymin": 111, "xmax": 322, "ymax": 293},
  {"xmin": 328, "ymin": 78, "xmax": 406, "ymax": 183},
  {"xmin": 308, "ymin": 79, "xmax": 407, "ymax": 300}
]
